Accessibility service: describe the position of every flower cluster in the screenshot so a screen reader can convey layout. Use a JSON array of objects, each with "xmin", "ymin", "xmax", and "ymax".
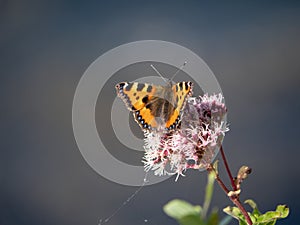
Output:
[{"xmin": 143, "ymin": 94, "xmax": 229, "ymax": 180}]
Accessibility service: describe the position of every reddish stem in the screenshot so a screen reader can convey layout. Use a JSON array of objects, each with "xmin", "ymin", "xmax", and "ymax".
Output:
[
  {"xmin": 208, "ymin": 165, "xmax": 252, "ymax": 225},
  {"xmin": 210, "ymin": 167, "xmax": 229, "ymax": 193},
  {"xmin": 230, "ymin": 197, "xmax": 253, "ymax": 225},
  {"xmin": 220, "ymin": 145, "xmax": 237, "ymax": 191},
  {"xmin": 208, "ymin": 144, "xmax": 253, "ymax": 225}
]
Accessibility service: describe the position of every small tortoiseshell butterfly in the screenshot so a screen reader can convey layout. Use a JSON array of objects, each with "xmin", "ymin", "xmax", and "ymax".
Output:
[{"xmin": 115, "ymin": 81, "xmax": 193, "ymax": 132}]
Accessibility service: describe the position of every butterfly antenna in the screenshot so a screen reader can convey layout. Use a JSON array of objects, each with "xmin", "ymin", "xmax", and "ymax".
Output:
[
  {"xmin": 150, "ymin": 64, "xmax": 168, "ymax": 83},
  {"xmin": 170, "ymin": 61, "xmax": 187, "ymax": 81}
]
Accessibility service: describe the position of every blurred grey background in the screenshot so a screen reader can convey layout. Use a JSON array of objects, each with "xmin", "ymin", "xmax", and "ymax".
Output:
[{"xmin": 1, "ymin": 0, "xmax": 299, "ymax": 225}]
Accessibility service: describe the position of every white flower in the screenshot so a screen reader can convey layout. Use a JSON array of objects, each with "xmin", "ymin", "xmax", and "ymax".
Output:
[{"xmin": 142, "ymin": 93, "xmax": 229, "ymax": 181}]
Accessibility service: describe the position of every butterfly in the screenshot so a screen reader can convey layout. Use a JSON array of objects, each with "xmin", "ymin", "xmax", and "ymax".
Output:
[{"xmin": 115, "ymin": 80, "xmax": 193, "ymax": 132}]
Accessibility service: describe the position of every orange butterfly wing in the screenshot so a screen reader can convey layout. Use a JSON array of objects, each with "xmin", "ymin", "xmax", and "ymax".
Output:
[
  {"xmin": 116, "ymin": 81, "xmax": 193, "ymax": 131},
  {"xmin": 165, "ymin": 82, "xmax": 193, "ymax": 129},
  {"xmin": 116, "ymin": 82, "xmax": 158, "ymax": 130}
]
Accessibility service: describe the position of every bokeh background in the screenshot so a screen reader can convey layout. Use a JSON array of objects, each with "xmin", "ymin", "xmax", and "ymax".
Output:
[{"xmin": 1, "ymin": 1, "xmax": 300, "ymax": 225}]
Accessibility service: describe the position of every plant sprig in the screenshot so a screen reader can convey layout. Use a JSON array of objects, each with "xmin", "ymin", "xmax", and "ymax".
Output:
[{"xmin": 163, "ymin": 159, "xmax": 289, "ymax": 225}]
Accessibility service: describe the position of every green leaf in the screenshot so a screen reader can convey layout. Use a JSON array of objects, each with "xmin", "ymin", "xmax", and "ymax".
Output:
[
  {"xmin": 179, "ymin": 214, "xmax": 205, "ymax": 225},
  {"xmin": 256, "ymin": 205, "xmax": 289, "ymax": 223},
  {"xmin": 244, "ymin": 199, "xmax": 257, "ymax": 210},
  {"xmin": 223, "ymin": 206, "xmax": 240, "ymax": 220},
  {"xmin": 245, "ymin": 199, "xmax": 261, "ymax": 219},
  {"xmin": 223, "ymin": 206, "xmax": 248, "ymax": 225},
  {"xmin": 275, "ymin": 205, "xmax": 289, "ymax": 218},
  {"xmin": 224, "ymin": 201, "xmax": 289, "ymax": 225},
  {"xmin": 164, "ymin": 199, "xmax": 204, "ymax": 225},
  {"xmin": 163, "ymin": 199, "xmax": 202, "ymax": 220}
]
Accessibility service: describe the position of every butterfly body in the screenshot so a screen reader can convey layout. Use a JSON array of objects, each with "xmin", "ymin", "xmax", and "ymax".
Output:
[{"xmin": 116, "ymin": 81, "xmax": 193, "ymax": 132}]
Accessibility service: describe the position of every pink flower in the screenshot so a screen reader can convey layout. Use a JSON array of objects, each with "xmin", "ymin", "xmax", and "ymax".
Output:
[{"xmin": 142, "ymin": 94, "xmax": 229, "ymax": 181}]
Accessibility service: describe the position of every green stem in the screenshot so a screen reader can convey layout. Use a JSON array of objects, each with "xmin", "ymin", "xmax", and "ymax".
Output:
[{"xmin": 201, "ymin": 172, "xmax": 215, "ymax": 218}]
